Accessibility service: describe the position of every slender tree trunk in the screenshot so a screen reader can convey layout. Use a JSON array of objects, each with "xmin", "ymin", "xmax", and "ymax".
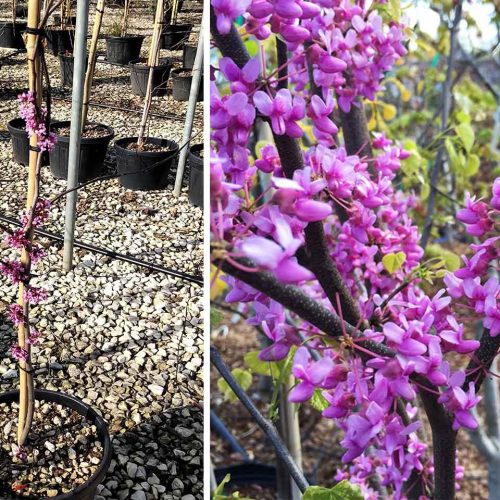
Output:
[
  {"xmin": 120, "ymin": 0, "xmax": 129, "ymax": 37},
  {"xmin": 17, "ymin": 0, "xmax": 42, "ymax": 446}
]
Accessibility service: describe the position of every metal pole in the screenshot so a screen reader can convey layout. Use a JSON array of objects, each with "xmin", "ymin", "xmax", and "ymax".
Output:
[
  {"xmin": 173, "ymin": 14, "xmax": 204, "ymax": 196},
  {"xmin": 62, "ymin": 0, "xmax": 90, "ymax": 272}
]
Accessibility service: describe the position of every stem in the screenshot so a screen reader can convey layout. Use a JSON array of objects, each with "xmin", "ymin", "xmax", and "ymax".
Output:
[
  {"xmin": 420, "ymin": 0, "xmax": 464, "ymax": 249},
  {"xmin": 211, "ymin": 346, "xmax": 309, "ymax": 493},
  {"xmin": 121, "ymin": 0, "xmax": 130, "ymax": 37}
]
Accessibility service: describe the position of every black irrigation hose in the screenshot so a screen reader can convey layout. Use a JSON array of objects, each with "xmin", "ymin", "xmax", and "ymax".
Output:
[
  {"xmin": 0, "ymin": 213, "xmax": 203, "ymax": 286},
  {"xmin": 53, "ymin": 97, "xmax": 184, "ymax": 121}
]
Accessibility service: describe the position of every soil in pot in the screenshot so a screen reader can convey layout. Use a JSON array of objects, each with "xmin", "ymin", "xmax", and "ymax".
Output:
[
  {"xmin": 182, "ymin": 43, "xmax": 197, "ymax": 70},
  {"xmin": 49, "ymin": 122, "xmax": 114, "ymax": 182},
  {"xmin": 0, "ymin": 399, "xmax": 103, "ymax": 498},
  {"xmin": 0, "ymin": 22, "xmax": 27, "ymax": 50},
  {"xmin": 129, "ymin": 58, "xmax": 171, "ymax": 97},
  {"xmin": 106, "ymin": 35, "xmax": 144, "ymax": 65},
  {"xmin": 115, "ymin": 137, "xmax": 179, "ymax": 191},
  {"xmin": 7, "ymin": 118, "xmax": 51, "ymax": 166},
  {"xmin": 171, "ymin": 68, "xmax": 203, "ymax": 102},
  {"xmin": 45, "ymin": 27, "xmax": 74, "ymax": 56},
  {"xmin": 188, "ymin": 144, "xmax": 203, "ymax": 208},
  {"xmin": 160, "ymin": 23, "xmax": 192, "ymax": 50}
]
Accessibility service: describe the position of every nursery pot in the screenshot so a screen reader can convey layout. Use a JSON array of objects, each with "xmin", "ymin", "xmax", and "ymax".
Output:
[
  {"xmin": 45, "ymin": 27, "xmax": 74, "ymax": 56},
  {"xmin": 188, "ymin": 144, "xmax": 203, "ymax": 208},
  {"xmin": 0, "ymin": 22, "xmax": 27, "ymax": 49},
  {"xmin": 49, "ymin": 121, "xmax": 114, "ymax": 182},
  {"xmin": 129, "ymin": 58, "xmax": 171, "ymax": 97},
  {"xmin": 171, "ymin": 68, "xmax": 203, "ymax": 102},
  {"xmin": 58, "ymin": 52, "xmax": 88, "ymax": 87},
  {"xmin": 115, "ymin": 137, "xmax": 179, "ymax": 191},
  {"xmin": 53, "ymin": 14, "xmax": 77, "ymax": 26},
  {"xmin": 7, "ymin": 118, "xmax": 51, "ymax": 167},
  {"xmin": 105, "ymin": 35, "xmax": 144, "ymax": 65},
  {"xmin": 15, "ymin": 4, "xmax": 29, "ymax": 18},
  {"xmin": 160, "ymin": 23, "xmax": 192, "ymax": 50},
  {"xmin": 0, "ymin": 389, "xmax": 111, "ymax": 500},
  {"xmin": 182, "ymin": 43, "xmax": 197, "ymax": 70}
]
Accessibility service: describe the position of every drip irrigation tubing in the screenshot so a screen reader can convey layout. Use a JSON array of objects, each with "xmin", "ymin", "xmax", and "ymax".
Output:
[
  {"xmin": 52, "ymin": 96, "xmax": 183, "ymax": 121},
  {"xmin": 0, "ymin": 213, "xmax": 203, "ymax": 286}
]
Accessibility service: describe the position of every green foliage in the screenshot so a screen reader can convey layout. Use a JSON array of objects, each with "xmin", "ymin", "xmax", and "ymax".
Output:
[
  {"xmin": 424, "ymin": 244, "xmax": 461, "ymax": 272},
  {"xmin": 217, "ymin": 369, "xmax": 253, "ymax": 403},
  {"xmin": 244, "ymin": 351, "xmax": 281, "ymax": 378},
  {"xmin": 107, "ymin": 21, "xmax": 122, "ymax": 37},
  {"xmin": 382, "ymin": 252, "xmax": 406, "ymax": 273},
  {"xmin": 302, "ymin": 481, "xmax": 364, "ymax": 500},
  {"xmin": 213, "ymin": 474, "xmax": 255, "ymax": 499},
  {"xmin": 310, "ymin": 389, "xmax": 329, "ymax": 412},
  {"xmin": 210, "ymin": 307, "xmax": 224, "ymax": 329}
]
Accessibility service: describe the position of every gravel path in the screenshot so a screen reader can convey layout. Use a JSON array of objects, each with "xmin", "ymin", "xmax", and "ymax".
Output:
[{"xmin": 0, "ymin": 1, "xmax": 204, "ymax": 499}]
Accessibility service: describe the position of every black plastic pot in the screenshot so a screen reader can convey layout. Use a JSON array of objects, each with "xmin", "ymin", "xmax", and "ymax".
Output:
[
  {"xmin": 129, "ymin": 58, "xmax": 171, "ymax": 97},
  {"xmin": 0, "ymin": 22, "xmax": 27, "ymax": 49},
  {"xmin": 188, "ymin": 144, "xmax": 203, "ymax": 208},
  {"xmin": 0, "ymin": 389, "xmax": 111, "ymax": 500},
  {"xmin": 58, "ymin": 52, "xmax": 88, "ymax": 87},
  {"xmin": 45, "ymin": 27, "xmax": 74, "ymax": 56},
  {"xmin": 182, "ymin": 43, "xmax": 196, "ymax": 70},
  {"xmin": 106, "ymin": 35, "xmax": 144, "ymax": 65},
  {"xmin": 7, "ymin": 118, "xmax": 51, "ymax": 166},
  {"xmin": 115, "ymin": 137, "xmax": 179, "ymax": 191},
  {"xmin": 172, "ymin": 68, "xmax": 203, "ymax": 102},
  {"xmin": 160, "ymin": 23, "xmax": 192, "ymax": 50},
  {"xmin": 49, "ymin": 121, "xmax": 114, "ymax": 182},
  {"xmin": 53, "ymin": 15, "xmax": 77, "ymax": 26},
  {"xmin": 15, "ymin": 4, "xmax": 29, "ymax": 18},
  {"xmin": 164, "ymin": 0, "xmax": 184, "ymax": 24}
]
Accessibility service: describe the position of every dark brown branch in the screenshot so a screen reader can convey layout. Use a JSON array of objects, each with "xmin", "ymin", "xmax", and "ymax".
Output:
[{"xmin": 340, "ymin": 102, "xmax": 372, "ymax": 158}]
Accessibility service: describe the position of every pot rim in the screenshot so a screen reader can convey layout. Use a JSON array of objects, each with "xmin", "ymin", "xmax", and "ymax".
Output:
[
  {"xmin": 50, "ymin": 121, "xmax": 115, "ymax": 143},
  {"xmin": 115, "ymin": 136, "xmax": 179, "ymax": 157},
  {"xmin": 0, "ymin": 388, "xmax": 112, "ymax": 500},
  {"xmin": 105, "ymin": 34, "xmax": 145, "ymax": 41},
  {"xmin": 128, "ymin": 58, "xmax": 171, "ymax": 69}
]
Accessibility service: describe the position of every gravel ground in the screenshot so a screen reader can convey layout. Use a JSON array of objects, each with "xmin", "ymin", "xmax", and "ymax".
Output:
[{"xmin": 0, "ymin": 1, "xmax": 204, "ymax": 499}]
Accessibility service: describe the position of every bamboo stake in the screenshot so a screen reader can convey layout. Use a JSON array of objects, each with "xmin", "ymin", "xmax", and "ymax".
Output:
[
  {"xmin": 136, "ymin": 0, "xmax": 164, "ymax": 148},
  {"xmin": 147, "ymin": 0, "xmax": 163, "ymax": 67},
  {"xmin": 120, "ymin": 0, "xmax": 129, "ymax": 37},
  {"xmin": 18, "ymin": 0, "xmax": 42, "ymax": 446},
  {"xmin": 171, "ymin": 0, "xmax": 178, "ymax": 25},
  {"xmin": 81, "ymin": 0, "xmax": 105, "ymax": 130},
  {"xmin": 12, "ymin": 0, "xmax": 16, "ymax": 25}
]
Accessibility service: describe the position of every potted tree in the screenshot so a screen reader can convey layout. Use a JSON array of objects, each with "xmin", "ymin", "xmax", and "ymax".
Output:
[
  {"xmin": 105, "ymin": 0, "xmax": 145, "ymax": 65},
  {"xmin": 161, "ymin": 0, "xmax": 191, "ymax": 50},
  {"xmin": 129, "ymin": 0, "xmax": 171, "ymax": 97},
  {"xmin": 0, "ymin": 1, "xmax": 111, "ymax": 497},
  {"xmin": 117, "ymin": 0, "xmax": 178, "ymax": 191},
  {"xmin": 50, "ymin": 0, "xmax": 114, "ymax": 183},
  {"xmin": 45, "ymin": 0, "xmax": 75, "ymax": 56},
  {"xmin": 172, "ymin": 66, "xmax": 203, "ymax": 102},
  {"xmin": 0, "ymin": 0, "xmax": 27, "ymax": 49}
]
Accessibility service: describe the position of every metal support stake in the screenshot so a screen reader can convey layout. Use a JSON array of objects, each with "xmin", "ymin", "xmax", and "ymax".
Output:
[
  {"xmin": 173, "ymin": 13, "xmax": 204, "ymax": 196},
  {"xmin": 62, "ymin": 0, "xmax": 90, "ymax": 272}
]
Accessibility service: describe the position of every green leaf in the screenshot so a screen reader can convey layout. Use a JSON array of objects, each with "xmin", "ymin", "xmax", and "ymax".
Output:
[
  {"xmin": 465, "ymin": 154, "xmax": 480, "ymax": 176},
  {"xmin": 310, "ymin": 389, "xmax": 329, "ymax": 412},
  {"xmin": 425, "ymin": 244, "xmax": 461, "ymax": 272},
  {"xmin": 445, "ymin": 137, "xmax": 461, "ymax": 171},
  {"xmin": 213, "ymin": 474, "xmax": 256, "ymax": 499},
  {"xmin": 244, "ymin": 351, "xmax": 281, "ymax": 378},
  {"xmin": 217, "ymin": 369, "xmax": 253, "ymax": 403},
  {"xmin": 302, "ymin": 481, "xmax": 364, "ymax": 500},
  {"xmin": 382, "ymin": 252, "xmax": 406, "ymax": 274},
  {"xmin": 455, "ymin": 122, "xmax": 475, "ymax": 152}
]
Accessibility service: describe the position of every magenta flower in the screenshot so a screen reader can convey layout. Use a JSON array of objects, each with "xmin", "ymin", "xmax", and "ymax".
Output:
[
  {"xmin": 23, "ymin": 286, "xmax": 48, "ymax": 304},
  {"xmin": 253, "ymin": 89, "xmax": 305, "ymax": 137},
  {"xmin": 289, "ymin": 347, "xmax": 334, "ymax": 402},
  {"xmin": 456, "ymin": 193, "xmax": 493, "ymax": 237},
  {"xmin": 219, "ymin": 57, "xmax": 260, "ymax": 93},
  {"xmin": 308, "ymin": 94, "xmax": 338, "ymax": 135},
  {"xmin": 0, "ymin": 260, "xmax": 27, "ymax": 284},
  {"xmin": 491, "ymin": 177, "xmax": 500, "ymax": 210},
  {"xmin": 9, "ymin": 344, "xmax": 28, "ymax": 362},
  {"xmin": 27, "ymin": 328, "xmax": 42, "ymax": 345},
  {"xmin": 8, "ymin": 304, "xmax": 24, "ymax": 326},
  {"xmin": 211, "ymin": 0, "xmax": 251, "ymax": 34}
]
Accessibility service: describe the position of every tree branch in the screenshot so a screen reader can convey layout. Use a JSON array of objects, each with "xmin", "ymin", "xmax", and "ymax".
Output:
[
  {"xmin": 211, "ymin": 345, "xmax": 310, "ymax": 492},
  {"xmin": 339, "ymin": 102, "xmax": 372, "ymax": 159}
]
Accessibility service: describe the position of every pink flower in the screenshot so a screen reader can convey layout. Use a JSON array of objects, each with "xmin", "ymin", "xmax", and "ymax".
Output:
[
  {"xmin": 211, "ymin": 0, "xmax": 252, "ymax": 34},
  {"xmin": 9, "ymin": 344, "xmax": 28, "ymax": 362},
  {"xmin": 0, "ymin": 260, "xmax": 27, "ymax": 284},
  {"xmin": 8, "ymin": 304, "xmax": 24, "ymax": 326},
  {"xmin": 23, "ymin": 286, "xmax": 48, "ymax": 304},
  {"xmin": 491, "ymin": 177, "xmax": 500, "ymax": 210},
  {"xmin": 457, "ymin": 193, "xmax": 493, "ymax": 237},
  {"xmin": 289, "ymin": 347, "xmax": 334, "ymax": 402}
]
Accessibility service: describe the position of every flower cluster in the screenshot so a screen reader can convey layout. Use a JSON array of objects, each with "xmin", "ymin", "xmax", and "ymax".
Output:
[
  {"xmin": 211, "ymin": 0, "xmax": 499, "ymax": 497},
  {"xmin": 18, "ymin": 92, "xmax": 57, "ymax": 152}
]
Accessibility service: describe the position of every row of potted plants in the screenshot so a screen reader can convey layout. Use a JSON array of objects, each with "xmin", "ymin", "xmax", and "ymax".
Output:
[{"xmin": 6, "ymin": 117, "xmax": 203, "ymax": 205}]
